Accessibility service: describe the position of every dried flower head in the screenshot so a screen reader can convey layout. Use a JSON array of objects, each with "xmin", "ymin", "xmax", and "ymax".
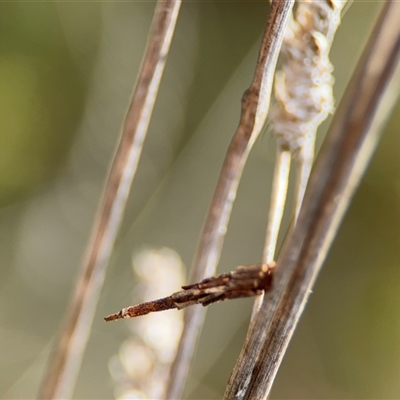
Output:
[{"xmin": 271, "ymin": 0, "xmax": 346, "ymax": 152}]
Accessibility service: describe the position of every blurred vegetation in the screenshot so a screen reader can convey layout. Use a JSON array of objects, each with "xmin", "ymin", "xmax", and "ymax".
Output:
[
  {"xmin": 0, "ymin": 3, "xmax": 100, "ymax": 206},
  {"xmin": 0, "ymin": 2, "xmax": 399, "ymax": 399}
]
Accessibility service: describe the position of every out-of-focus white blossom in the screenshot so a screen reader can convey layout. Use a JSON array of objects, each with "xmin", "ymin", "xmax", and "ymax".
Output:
[{"xmin": 108, "ymin": 247, "xmax": 185, "ymax": 400}]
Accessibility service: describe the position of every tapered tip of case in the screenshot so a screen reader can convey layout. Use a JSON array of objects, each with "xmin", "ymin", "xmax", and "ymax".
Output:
[{"xmin": 104, "ymin": 312, "xmax": 122, "ymax": 322}]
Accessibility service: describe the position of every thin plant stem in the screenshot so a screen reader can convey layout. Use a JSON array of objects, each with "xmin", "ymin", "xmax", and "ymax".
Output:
[
  {"xmin": 38, "ymin": 2, "xmax": 182, "ymax": 399},
  {"xmin": 224, "ymin": 2, "xmax": 400, "ymax": 398},
  {"xmin": 294, "ymin": 137, "xmax": 315, "ymax": 219},
  {"xmin": 270, "ymin": 0, "xmax": 347, "ymax": 220},
  {"xmin": 263, "ymin": 147, "xmax": 291, "ymax": 264},
  {"xmin": 164, "ymin": 2, "xmax": 295, "ymax": 399},
  {"xmin": 252, "ymin": 0, "xmax": 346, "ymax": 320},
  {"xmin": 252, "ymin": 147, "xmax": 291, "ymax": 315}
]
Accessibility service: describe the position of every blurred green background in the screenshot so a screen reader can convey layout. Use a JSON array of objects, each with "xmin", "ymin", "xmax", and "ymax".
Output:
[{"xmin": 1, "ymin": 2, "xmax": 400, "ymax": 399}]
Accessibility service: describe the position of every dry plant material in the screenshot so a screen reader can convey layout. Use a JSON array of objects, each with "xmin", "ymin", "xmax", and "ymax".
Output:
[
  {"xmin": 225, "ymin": 1, "xmax": 400, "ymax": 398},
  {"xmin": 164, "ymin": 2, "xmax": 294, "ymax": 398},
  {"xmin": 263, "ymin": 0, "xmax": 347, "ymax": 268},
  {"xmin": 276, "ymin": 0, "xmax": 346, "ymax": 214},
  {"xmin": 104, "ymin": 262, "xmax": 275, "ymax": 321},
  {"xmin": 38, "ymin": 2, "xmax": 182, "ymax": 399},
  {"xmin": 273, "ymin": 0, "xmax": 345, "ymax": 155},
  {"xmin": 254, "ymin": 0, "xmax": 347, "ymax": 319}
]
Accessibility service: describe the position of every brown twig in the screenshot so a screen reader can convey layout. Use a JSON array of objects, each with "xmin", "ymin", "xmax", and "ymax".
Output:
[
  {"xmin": 164, "ymin": 2, "xmax": 295, "ymax": 399},
  {"xmin": 38, "ymin": 2, "xmax": 182, "ymax": 399},
  {"xmin": 224, "ymin": 2, "xmax": 400, "ymax": 399},
  {"xmin": 104, "ymin": 263, "xmax": 274, "ymax": 321}
]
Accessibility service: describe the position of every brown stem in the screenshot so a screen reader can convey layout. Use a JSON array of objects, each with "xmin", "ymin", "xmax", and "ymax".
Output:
[
  {"xmin": 38, "ymin": 2, "xmax": 182, "ymax": 399},
  {"xmin": 225, "ymin": 2, "xmax": 400, "ymax": 398},
  {"xmin": 164, "ymin": 2, "xmax": 295, "ymax": 399}
]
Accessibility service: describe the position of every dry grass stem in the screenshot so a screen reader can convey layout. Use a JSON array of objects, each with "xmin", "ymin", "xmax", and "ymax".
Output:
[
  {"xmin": 263, "ymin": 148, "xmax": 291, "ymax": 265},
  {"xmin": 294, "ymin": 136, "xmax": 315, "ymax": 218},
  {"xmin": 164, "ymin": 2, "xmax": 295, "ymax": 399},
  {"xmin": 225, "ymin": 2, "xmax": 400, "ymax": 399},
  {"xmin": 38, "ymin": 2, "xmax": 182, "ymax": 399},
  {"xmin": 289, "ymin": 0, "xmax": 346, "ymax": 217},
  {"xmin": 252, "ymin": 147, "xmax": 291, "ymax": 316},
  {"xmin": 253, "ymin": 0, "xmax": 346, "ymax": 316}
]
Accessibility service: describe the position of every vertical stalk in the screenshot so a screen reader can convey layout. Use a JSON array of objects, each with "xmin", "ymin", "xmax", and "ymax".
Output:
[
  {"xmin": 224, "ymin": 2, "xmax": 400, "ymax": 398},
  {"xmin": 252, "ymin": 147, "xmax": 291, "ymax": 315},
  {"xmin": 164, "ymin": 2, "xmax": 295, "ymax": 398},
  {"xmin": 38, "ymin": 2, "xmax": 182, "ymax": 398}
]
